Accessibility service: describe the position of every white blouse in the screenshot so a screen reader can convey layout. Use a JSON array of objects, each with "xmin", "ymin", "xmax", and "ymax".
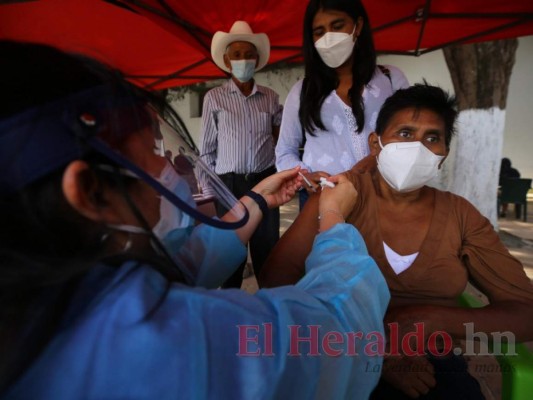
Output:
[{"xmin": 275, "ymin": 65, "xmax": 409, "ymax": 175}]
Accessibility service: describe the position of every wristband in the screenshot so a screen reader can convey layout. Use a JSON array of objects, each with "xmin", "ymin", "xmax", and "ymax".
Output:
[
  {"xmin": 318, "ymin": 209, "xmax": 345, "ymax": 223},
  {"xmin": 245, "ymin": 190, "xmax": 269, "ymax": 216}
]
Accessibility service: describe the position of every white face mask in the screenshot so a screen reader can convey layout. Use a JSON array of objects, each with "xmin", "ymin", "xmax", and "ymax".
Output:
[
  {"xmin": 314, "ymin": 27, "xmax": 356, "ymax": 68},
  {"xmin": 230, "ymin": 59, "xmax": 256, "ymax": 82},
  {"xmin": 376, "ymin": 138, "xmax": 445, "ymax": 193}
]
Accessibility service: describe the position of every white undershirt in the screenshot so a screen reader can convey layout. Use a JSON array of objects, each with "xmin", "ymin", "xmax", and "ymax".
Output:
[{"xmin": 383, "ymin": 242, "xmax": 419, "ymax": 275}]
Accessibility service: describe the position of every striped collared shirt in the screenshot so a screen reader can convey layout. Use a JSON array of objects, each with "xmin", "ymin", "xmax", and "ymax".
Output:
[{"xmin": 200, "ymin": 79, "xmax": 282, "ymax": 175}]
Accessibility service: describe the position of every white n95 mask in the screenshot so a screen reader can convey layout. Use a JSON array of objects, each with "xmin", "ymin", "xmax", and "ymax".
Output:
[
  {"xmin": 314, "ymin": 27, "xmax": 356, "ymax": 68},
  {"xmin": 230, "ymin": 59, "xmax": 256, "ymax": 83},
  {"xmin": 377, "ymin": 138, "xmax": 445, "ymax": 193}
]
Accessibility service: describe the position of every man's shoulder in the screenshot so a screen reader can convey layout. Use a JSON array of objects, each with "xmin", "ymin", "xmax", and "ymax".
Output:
[
  {"xmin": 206, "ymin": 79, "xmax": 233, "ymax": 96},
  {"xmin": 256, "ymin": 84, "xmax": 279, "ymax": 97},
  {"xmin": 206, "ymin": 81, "xmax": 231, "ymax": 95}
]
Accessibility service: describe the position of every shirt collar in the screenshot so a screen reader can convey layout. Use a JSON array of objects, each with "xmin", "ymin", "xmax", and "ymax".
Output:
[{"xmin": 225, "ymin": 78, "xmax": 264, "ymax": 96}]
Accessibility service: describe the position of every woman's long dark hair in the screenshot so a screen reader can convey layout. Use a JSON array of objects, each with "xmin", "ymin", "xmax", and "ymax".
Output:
[
  {"xmin": 0, "ymin": 41, "xmax": 182, "ymax": 392},
  {"xmin": 299, "ymin": 0, "xmax": 377, "ymax": 135}
]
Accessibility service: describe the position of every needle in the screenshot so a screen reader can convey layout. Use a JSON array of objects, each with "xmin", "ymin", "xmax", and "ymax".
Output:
[{"xmin": 298, "ymin": 172, "xmax": 317, "ymax": 192}]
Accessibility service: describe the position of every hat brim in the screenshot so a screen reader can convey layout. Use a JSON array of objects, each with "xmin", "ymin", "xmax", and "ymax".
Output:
[{"xmin": 211, "ymin": 32, "xmax": 270, "ymax": 73}]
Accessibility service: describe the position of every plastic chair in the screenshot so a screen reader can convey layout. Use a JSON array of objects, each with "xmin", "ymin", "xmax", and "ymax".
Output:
[
  {"xmin": 459, "ymin": 292, "xmax": 533, "ymax": 400},
  {"xmin": 498, "ymin": 178, "xmax": 532, "ymax": 222}
]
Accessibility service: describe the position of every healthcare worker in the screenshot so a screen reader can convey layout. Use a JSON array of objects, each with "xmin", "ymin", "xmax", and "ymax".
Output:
[{"xmin": 0, "ymin": 41, "xmax": 390, "ymax": 399}]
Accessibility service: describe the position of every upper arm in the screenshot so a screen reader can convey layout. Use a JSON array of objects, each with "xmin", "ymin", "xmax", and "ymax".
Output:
[
  {"xmin": 175, "ymin": 225, "xmax": 247, "ymax": 288},
  {"xmin": 272, "ymin": 95, "xmax": 283, "ymax": 127},
  {"xmin": 200, "ymin": 92, "xmax": 217, "ymax": 142},
  {"xmin": 258, "ymin": 192, "xmax": 320, "ymax": 288},
  {"xmin": 459, "ymin": 199, "xmax": 533, "ymax": 304},
  {"xmin": 275, "ymin": 81, "xmax": 307, "ymax": 171},
  {"xmin": 272, "ymin": 125, "xmax": 280, "ymax": 144},
  {"xmin": 386, "ymin": 65, "xmax": 409, "ymax": 90},
  {"xmin": 199, "ymin": 92, "xmax": 218, "ymax": 165}
]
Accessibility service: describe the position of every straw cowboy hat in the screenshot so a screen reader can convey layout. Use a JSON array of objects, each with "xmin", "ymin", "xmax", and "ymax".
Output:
[{"xmin": 211, "ymin": 21, "xmax": 270, "ymax": 73}]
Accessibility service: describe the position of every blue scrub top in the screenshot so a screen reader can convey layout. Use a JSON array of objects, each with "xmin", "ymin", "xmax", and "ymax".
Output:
[{"xmin": 5, "ymin": 224, "xmax": 390, "ymax": 399}]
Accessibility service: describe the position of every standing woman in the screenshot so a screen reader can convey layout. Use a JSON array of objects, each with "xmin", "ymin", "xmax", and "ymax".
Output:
[{"xmin": 276, "ymin": 0, "xmax": 409, "ymax": 207}]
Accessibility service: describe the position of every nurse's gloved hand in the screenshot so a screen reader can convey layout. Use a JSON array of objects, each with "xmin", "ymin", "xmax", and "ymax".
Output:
[
  {"xmin": 317, "ymin": 174, "xmax": 358, "ymax": 233},
  {"xmin": 252, "ymin": 167, "xmax": 303, "ymax": 208}
]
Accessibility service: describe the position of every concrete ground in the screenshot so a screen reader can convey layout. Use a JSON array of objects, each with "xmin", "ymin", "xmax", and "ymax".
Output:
[
  {"xmin": 241, "ymin": 195, "xmax": 533, "ymax": 400},
  {"xmin": 498, "ymin": 202, "xmax": 533, "ymax": 281}
]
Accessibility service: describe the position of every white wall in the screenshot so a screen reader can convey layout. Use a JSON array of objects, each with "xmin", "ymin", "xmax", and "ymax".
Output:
[
  {"xmin": 502, "ymin": 36, "xmax": 533, "ymax": 179},
  {"xmin": 169, "ymin": 35, "xmax": 533, "ymax": 179}
]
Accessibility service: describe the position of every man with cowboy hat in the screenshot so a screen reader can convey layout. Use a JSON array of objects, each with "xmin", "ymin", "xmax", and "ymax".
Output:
[{"xmin": 200, "ymin": 21, "xmax": 282, "ymax": 289}]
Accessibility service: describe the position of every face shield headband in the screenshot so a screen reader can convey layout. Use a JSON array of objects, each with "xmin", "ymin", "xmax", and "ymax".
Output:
[{"xmin": 0, "ymin": 85, "xmax": 249, "ymax": 230}]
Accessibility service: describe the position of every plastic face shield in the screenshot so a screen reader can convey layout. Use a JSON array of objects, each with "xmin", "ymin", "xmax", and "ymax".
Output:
[
  {"xmin": 0, "ymin": 86, "xmax": 248, "ymax": 230},
  {"xmin": 148, "ymin": 110, "xmax": 248, "ymax": 229}
]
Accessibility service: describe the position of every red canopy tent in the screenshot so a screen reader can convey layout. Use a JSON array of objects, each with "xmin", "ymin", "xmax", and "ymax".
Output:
[{"xmin": 1, "ymin": 0, "xmax": 533, "ymax": 89}]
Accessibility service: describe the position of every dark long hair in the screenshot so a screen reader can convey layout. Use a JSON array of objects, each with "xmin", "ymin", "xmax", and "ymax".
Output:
[
  {"xmin": 299, "ymin": 0, "xmax": 377, "ymax": 135},
  {"xmin": 0, "ymin": 41, "xmax": 181, "ymax": 391}
]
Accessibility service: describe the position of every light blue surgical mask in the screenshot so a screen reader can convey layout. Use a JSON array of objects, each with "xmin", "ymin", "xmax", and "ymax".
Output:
[
  {"xmin": 152, "ymin": 162, "xmax": 196, "ymax": 252},
  {"xmin": 99, "ymin": 161, "xmax": 198, "ymax": 256},
  {"xmin": 230, "ymin": 59, "xmax": 256, "ymax": 82}
]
